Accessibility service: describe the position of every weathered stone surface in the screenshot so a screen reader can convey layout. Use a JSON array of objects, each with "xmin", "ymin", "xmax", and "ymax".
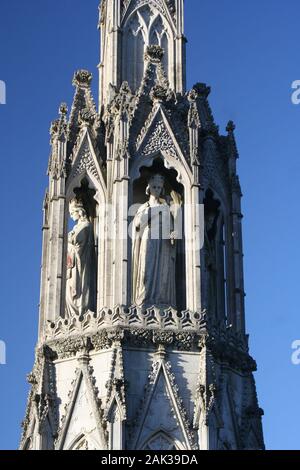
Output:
[{"xmin": 20, "ymin": 0, "xmax": 264, "ymax": 451}]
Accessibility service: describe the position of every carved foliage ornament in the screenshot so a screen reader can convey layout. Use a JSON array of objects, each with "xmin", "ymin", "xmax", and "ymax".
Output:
[
  {"xmin": 73, "ymin": 142, "xmax": 100, "ymax": 182},
  {"xmin": 72, "ymin": 70, "xmax": 93, "ymax": 89},
  {"xmin": 140, "ymin": 120, "xmax": 178, "ymax": 159},
  {"xmin": 79, "ymin": 108, "xmax": 96, "ymax": 127},
  {"xmin": 145, "ymin": 45, "xmax": 164, "ymax": 64},
  {"xmin": 46, "ymin": 329, "xmax": 198, "ymax": 361}
]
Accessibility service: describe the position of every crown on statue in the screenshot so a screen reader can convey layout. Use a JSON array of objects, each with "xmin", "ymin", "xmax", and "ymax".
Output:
[
  {"xmin": 69, "ymin": 198, "xmax": 85, "ymax": 211},
  {"xmin": 149, "ymin": 174, "xmax": 165, "ymax": 183}
]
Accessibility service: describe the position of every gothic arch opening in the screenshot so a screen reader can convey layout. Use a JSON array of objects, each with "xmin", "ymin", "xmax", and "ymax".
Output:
[
  {"xmin": 141, "ymin": 431, "xmax": 177, "ymax": 451},
  {"xmin": 203, "ymin": 189, "xmax": 228, "ymax": 325},
  {"xmin": 130, "ymin": 157, "xmax": 186, "ymax": 311},
  {"xmin": 122, "ymin": 6, "xmax": 172, "ymax": 91},
  {"xmin": 62, "ymin": 177, "xmax": 99, "ymax": 319},
  {"xmin": 149, "ymin": 15, "xmax": 169, "ymax": 74},
  {"xmin": 123, "ymin": 10, "xmax": 146, "ymax": 92},
  {"xmin": 107, "ymin": 400, "xmax": 124, "ymax": 450}
]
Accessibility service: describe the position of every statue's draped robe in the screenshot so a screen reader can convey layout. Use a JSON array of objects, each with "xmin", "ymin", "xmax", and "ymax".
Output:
[
  {"xmin": 203, "ymin": 228, "xmax": 217, "ymax": 316},
  {"xmin": 132, "ymin": 200, "xmax": 176, "ymax": 307},
  {"xmin": 66, "ymin": 220, "xmax": 96, "ymax": 317}
]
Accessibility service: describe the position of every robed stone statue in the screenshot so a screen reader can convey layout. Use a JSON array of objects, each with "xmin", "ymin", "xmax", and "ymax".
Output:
[
  {"xmin": 65, "ymin": 199, "xmax": 96, "ymax": 317},
  {"xmin": 132, "ymin": 174, "xmax": 181, "ymax": 308}
]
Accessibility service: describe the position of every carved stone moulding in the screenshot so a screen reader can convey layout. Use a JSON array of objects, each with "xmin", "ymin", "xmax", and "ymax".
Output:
[
  {"xmin": 45, "ymin": 305, "xmax": 207, "ymax": 341},
  {"xmin": 44, "ymin": 327, "xmax": 201, "ymax": 361},
  {"xmin": 126, "ymin": 329, "xmax": 196, "ymax": 351},
  {"xmin": 42, "ymin": 331, "xmax": 253, "ymax": 369}
]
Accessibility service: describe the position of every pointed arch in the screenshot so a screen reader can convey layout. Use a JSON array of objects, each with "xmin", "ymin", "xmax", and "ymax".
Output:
[
  {"xmin": 56, "ymin": 366, "xmax": 107, "ymax": 450},
  {"xmin": 64, "ymin": 131, "xmax": 108, "ymax": 313},
  {"xmin": 106, "ymin": 398, "xmax": 125, "ymax": 450},
  {"xmin": 141, "ymin": 430, "xmax": 178, "ymax": 451},
  {"xmin": 202, "ymin": 186, "xmax": 233, "ymax": 326},
  {"xmin": 132, "ymin": 106, "xmax": 193, "ymax": 187},
  {"xmin": 149, "ymin": 15, "xmax": 165, "ymax": 45},
  {"xmin": 122, "ymin": 4, "xmax": 174, "ymax": 89},
  {"xmin": 66, "ymin": 130, "xmax": 107, "ymax": 203},
  {"xmin": 130, "ymin": 106, "xmax": 200, "ymax": 311},
  {"xmin": 68, "ymin": 432, "xmax": 104, "ymax": 450},
  {"xmin": 131, "ymin": 358, "xmax": 194, "ymax": 450},
  {"xmin": 122, "ymin": 11, "xmax": 146, "ymax": 91}
]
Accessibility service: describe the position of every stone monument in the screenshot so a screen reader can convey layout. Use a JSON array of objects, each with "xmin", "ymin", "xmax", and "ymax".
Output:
[{"xmin": 20, "ymin": 0, "xmax": 264, "ymax": 450}]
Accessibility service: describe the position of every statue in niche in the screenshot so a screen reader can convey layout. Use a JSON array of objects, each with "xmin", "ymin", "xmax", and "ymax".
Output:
[
  {"xmin": 65, "ymin": 199, "xmax": 96, "ymax": 317},
  {"xmin": 203, "ymin": 210, "xmax": 219, "ymax": 316},
  {"xmin": 132, "ymin": 174, "xmax": 182, "ymax": 308}
]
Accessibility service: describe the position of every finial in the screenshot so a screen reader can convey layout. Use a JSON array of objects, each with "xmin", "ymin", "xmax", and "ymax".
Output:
[
  {"xmin": 72, "ymin": 69, "xmax": 93, "ymax": 88},
  {"xmin": 226, "ymin": 120, "xmax": 236, "ymax": 133},
  {"xmin": 193, "ymin": 83, "xmax": 211, "ymax": 98},
  {"xmin": 59, "ymin": 102, "xmax": 68, "ymax": 116},
  {"xmin": 155, "ymin": 344, "xmax": 167, "ymax": 361},
  {"xmin": 188, "ymin": 88, "xmax": 198, "ymax": 102},
  {"xmin": 150, "ymin": 84, "xmax": 168, "ymax": 102},
  {"xmin": 79, "ymin": 108, "xmax": 96, "ymax": 126},
  {"xmin": 145, "ymin": 45, "xmax": 164, "ymax": 64},
  {"xmin": 119, "ymin": 81, "xmax": 132, "ymax": 95}
]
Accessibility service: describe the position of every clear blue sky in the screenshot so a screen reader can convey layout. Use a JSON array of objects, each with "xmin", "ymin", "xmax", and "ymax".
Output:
[{"xmin": 0, "ymin": 0, "xmax": 299, "ymax": 450}]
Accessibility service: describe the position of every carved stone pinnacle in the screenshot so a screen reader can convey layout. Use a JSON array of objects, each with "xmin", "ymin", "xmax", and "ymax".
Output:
[
  {"xmin": 226, "ymin": 120, "xmax": 236, "ymax": 133},
  {"xmin": 59, "ymin": 103, "xmax": 68, "ymax": 116},
  {"xmin": 72, "ymin": 69, "xmax": 93, "ymax": 88},
  {"xmin": 193, "ymin": 82, "xmax": 211, "ymax": 98}
]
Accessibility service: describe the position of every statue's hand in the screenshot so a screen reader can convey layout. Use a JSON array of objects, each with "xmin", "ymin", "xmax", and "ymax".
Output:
[
  {"xmin": 68, "ymin": 230, "xmax": 76, "ymax": 244},
  {"xmin": 170, "ymin": 191, "xmax": 182, "ymax": 207},
  {"xmin": 170, "ymin": 191, "xmax": 182, "ymax": 222}
]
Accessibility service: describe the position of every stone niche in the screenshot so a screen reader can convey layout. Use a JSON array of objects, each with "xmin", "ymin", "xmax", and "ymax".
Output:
[
  {"xmin": 63, "ymin": 177, "xmax": 98, "ymax": 319},
  {"xmin": 130, "ymin": 157, "xmax": 186, "ymax": 312}
]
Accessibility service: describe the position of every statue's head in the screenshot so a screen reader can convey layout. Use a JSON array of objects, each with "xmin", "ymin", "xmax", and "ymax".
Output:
[
  {"xmin": 69, "ymin": 199, "xmax": 87, "ymax": 222},
  {"xmin": 206, "ymin": 212, "xmax": 215, "ymax": 227},
  {"xmin": 146, "ymin": 174, "xmax": 165, "ymax": 198}
]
